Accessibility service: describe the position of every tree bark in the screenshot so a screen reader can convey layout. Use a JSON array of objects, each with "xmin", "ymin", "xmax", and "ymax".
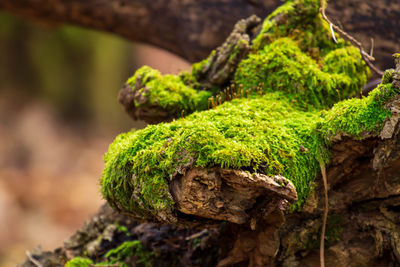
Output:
[{"xmin": 0, "ymin": 0, "xmax": 399, "ymax": 69}]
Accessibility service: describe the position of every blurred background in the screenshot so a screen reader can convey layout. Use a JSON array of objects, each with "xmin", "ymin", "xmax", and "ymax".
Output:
[{"xmin": 0, "ymin": 10, "xmax": 190, "ymax": 266}]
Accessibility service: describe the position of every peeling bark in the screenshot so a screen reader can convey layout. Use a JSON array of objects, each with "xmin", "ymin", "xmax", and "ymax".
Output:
[{"xmin": 171, "ymin": 168, "xmax": 296, "ymax": 225}]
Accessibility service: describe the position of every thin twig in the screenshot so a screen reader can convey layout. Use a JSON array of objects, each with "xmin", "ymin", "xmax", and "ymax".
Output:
[
  {"xmin": 329, "ymin": 23, "xmax": 338, "ymax": 43},
  {"xmin": 319, "ymin": 161, "xmax": 329, "ymax": 267},
  {"xmin": 26, "ymin": 251, "xmax": 43, "ymax": 267},
  {"xmin": 319, "ymin": 0, "xmax": 383, "ymax": 76},
  {"xmin": 370, "ymin": 38, "xmax": 374, "ymax": 58},
  {"xmin": 185, "ymin": 229, "xmax": 209, "ymax": 240}
]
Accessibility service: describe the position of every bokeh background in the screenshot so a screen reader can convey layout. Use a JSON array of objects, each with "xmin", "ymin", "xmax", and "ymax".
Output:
[{"xmin": 0, "ymin": 10, "xmax": 190, "ymax": 266}]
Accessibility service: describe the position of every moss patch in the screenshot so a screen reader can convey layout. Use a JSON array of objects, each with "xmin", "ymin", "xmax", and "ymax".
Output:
[
  {"xmin": 126, "ymin": 66, "xmax": 212, "ymax": 117},
  {"xmin": 101, "ymin": 0, "xmax": 396, "ymax": 220},
  {"xmin": 103, "ymin": 93, "xmax": 324, "ymax": 214},
  {"xmin": 104, "ymin": 240, "xmax": 152, "ymax": 267},
  {"xmin": 234, "ymin": 38, "xmax": 368, "ymax": 110},
  {"xmin": 252, "ymin": 0, "xmax": 343, "ymax": 54},
  {"xmin": 65, "ymin": 257, "xmax": 93, "ymax": 267},
  {"xmin": 65, "ymin": 240, "xmax": 152, "ymax": 267},
  {"xmin": 319, "ymin": 83, "xmax": 398, "ymax": 139},
  {"xmin": 102, "ymin": 81, "xmax": 397, "ymax": 216}
]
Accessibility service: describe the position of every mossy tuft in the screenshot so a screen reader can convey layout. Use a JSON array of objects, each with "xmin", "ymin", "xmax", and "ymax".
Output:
[
  {"xmin": 234, "ymin": 38, "xmax": 368, "ymax": 110},
  {"xmin": 65, "ymin": 257, "xmax": 93, "ymax": 267},
  {"xmin": 104, "ymin": 240, "xmax": 152, "ymax": 267},
  {"xmin": 65, "ymin": 240, "xmax": 152, "ymax": 267},
  {"xmin": 126, "ymin": 66, "xmax": 212, "ymax": 117},
  {"xmin": 101, "ymin": 0, "xmax": 396, "ymax": 221}
]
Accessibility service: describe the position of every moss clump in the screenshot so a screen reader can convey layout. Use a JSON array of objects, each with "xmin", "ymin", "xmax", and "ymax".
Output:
[
  {"xmin": 235, "ymin": 38, "xmax": 368, "ymax": 110},
  {"xmin": 252, "ymin": 0, "xmax": 342, "ymax": 54},
  {"xmin": 126, "ymin": 66, "xmax": 212, "ymax": 117},
  {"xmin": 65, "ymin": 257, "xmax": 93, "ymax": 267},
  {"xmin": 102, "ymin": 80, "xmax": 397, "ymax": 215},
  {"xmin": 319, "ymin": 83, "xmax": 398, "ymax": 139},
  {"xmin": 101, "ymin": 0, "xmax": 397, "ymax": 220},
  {"xmin": 191, "ymin": 50, "xmax": 215, "ymax": 78},
  {"xmin": 103, "ymin": 93, "xmax": 324, "ymax": 213},
  {"xmin": 104, "ymin": 240, "xmax": 152, "ymax": 267},
  {"xmin": 65, "ymin": 241, "xmax": 152, "ymax": 267},
  {"xmin": 382, "ymin": 69, "xmax": 394, "ymax": 84}
]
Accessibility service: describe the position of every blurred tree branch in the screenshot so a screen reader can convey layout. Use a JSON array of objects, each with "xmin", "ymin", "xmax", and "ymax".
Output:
[
  {"xmin": 0, "ymin": 0, "xmax": 398, "ymax": 68},
  {"xmin": 0, "ymin": 0, "xmax": 278, "ymax": 62}
]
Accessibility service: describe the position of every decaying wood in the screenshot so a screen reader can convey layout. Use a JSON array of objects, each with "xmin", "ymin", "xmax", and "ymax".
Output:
[
  {"xmin": 118, "ymin": 83, "xmax": 169, "ymax": 124},
  {"xmin": 213, "ymin": 91, "xmax": 400, "ymax": 265},
  {"xmin": 19, "ymin": 67, "xmax": 400, "ymax": 267},
  {"xmin": 171, "ymin": 168, "xmax": 297, "ymax": 225},
  {"xmin": 0, "ymin": 0, "xmax": 399, "ymax": 69}
]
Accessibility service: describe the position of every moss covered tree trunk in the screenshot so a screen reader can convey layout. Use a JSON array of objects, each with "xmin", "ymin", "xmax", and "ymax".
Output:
[{"xmin": 18, "ymin": 1, "xmax": 400, "ymax": 267}]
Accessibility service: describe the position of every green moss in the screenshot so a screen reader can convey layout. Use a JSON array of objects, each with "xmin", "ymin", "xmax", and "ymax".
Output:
[
  {"xmin": 103, "ymin": 80, "xmax": 398, "ymax": 215},
  {"xmin": 382, "ymin": 69, "xmax": 394, "ymax": 84},
  {"xmin": 103, "ymin": 93, "xmax": 327, "ymax": 212},
  {"xmin": 253, "ymin": 0, "xmax": 341, "ymax": 52},
  {"xmin": 234, "ymin": 38, "xmax": 368, "ymax": 110},
  {"xmin": 101, "ymin": 0, "xmax": 397, "ymax": 220},
  {"xmin": 65, "ymin": 257, "xmax": 93, "ymax": 267},
  {"xmin": 115, "ymin": 224, "xmax": 130, "ymax": 236},
  {"xmin": 319, "ymin": 83, "xmax": 398, "ymax": 139},
  {"xmin": 66, "ymin": 241, "xmax": 152, "ymax": 267},
  {"xmin": 102, "ymin": 86, "xmax": 397, "ymax": 217},
  {"xmin": 104, "ymin": 240, "xmax": 152, "ymax": 267},
  {"xmin": 126, "ymin": 66, "xmax": 212, "ymax": 116},
  {"xmin": 191, "ymin": 51, "xmax": 215, "ymax": 78}
]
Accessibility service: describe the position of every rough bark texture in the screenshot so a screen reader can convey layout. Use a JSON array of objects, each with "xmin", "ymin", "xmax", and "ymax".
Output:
[
  {"xmin": 171, "ymin": 168, "xmax": 297, "ymax": 225},
  {"xmin": 18, "ymin": 204, "xmax": 226, "ymax": 267},
  {"xmin": 0, "ymin": 0, "xmax": 399, "ymax": 69}
]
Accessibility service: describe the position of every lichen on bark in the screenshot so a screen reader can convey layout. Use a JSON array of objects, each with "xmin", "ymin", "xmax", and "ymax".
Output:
[{"xmin": 101, "ymin": 0, "xmax": 398, "ymax": 226}]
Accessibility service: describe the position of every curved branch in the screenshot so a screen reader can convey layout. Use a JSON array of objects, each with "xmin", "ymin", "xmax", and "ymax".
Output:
[
  {"xmin": 0, "ymin": 0, "xmax": 278, "ymax": 62},
  {"xmin": 1, "ymin": 0, "xmax": 399, "ymax": 67}
]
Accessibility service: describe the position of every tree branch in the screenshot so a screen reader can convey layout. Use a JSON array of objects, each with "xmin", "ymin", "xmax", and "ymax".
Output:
[
  {"xmin": 1, "ymin": 0, "xmax": 399, "ymax": 68},
  {"xmin": 0, "ymin": 0, "xmax": 278, "ymax": 62}
]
